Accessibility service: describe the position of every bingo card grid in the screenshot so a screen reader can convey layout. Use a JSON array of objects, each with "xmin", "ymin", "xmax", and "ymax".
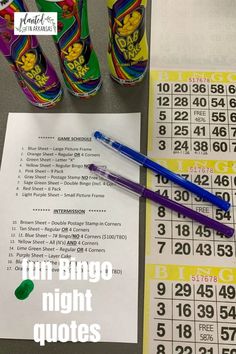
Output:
[
  {"xmin": 144, "ymin": 264, "xmax": 236, "ymax": 354},
  {"xmin": 151, "ymin": 72, "xmax": 236, "ymax": 156},
  {"xmin": 143, "ymin": 71, "xmax": 236, "ymax": 354}
]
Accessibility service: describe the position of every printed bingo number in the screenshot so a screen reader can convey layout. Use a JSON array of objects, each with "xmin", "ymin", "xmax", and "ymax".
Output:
[
  {"xmin": 150, "ymin": 279, "xmax": 236, "ymax": 354},
  {"xmin": 154, "ymin": 82, "xmax": 236, "ymax": 156}
]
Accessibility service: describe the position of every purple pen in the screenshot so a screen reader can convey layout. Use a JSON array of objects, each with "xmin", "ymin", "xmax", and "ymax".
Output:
[{"xmin": 88, "ymin": 164, "xmax": 235, "ymax": 238}]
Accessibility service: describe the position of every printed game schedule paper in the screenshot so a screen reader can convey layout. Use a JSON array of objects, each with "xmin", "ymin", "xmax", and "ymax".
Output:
[
  {"xmin": 143, "ymin": 1, "xmax": 236, "ymax": 353},
  {"xmin": 0, "ymin": 112, "xmax": 140, "ymax": 343}
]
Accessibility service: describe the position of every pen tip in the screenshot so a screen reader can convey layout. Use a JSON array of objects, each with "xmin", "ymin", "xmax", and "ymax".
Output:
[
  {"xmin": 94, "ymin": 131, "xmax": 102, "ymax": 140},
  {"xmin": 88, "ymin": 164, "xmax": 97, "ymax": 172},
  {"xmin": 227, "ymin": 228, "xmax": 235, "ymax": 238}
]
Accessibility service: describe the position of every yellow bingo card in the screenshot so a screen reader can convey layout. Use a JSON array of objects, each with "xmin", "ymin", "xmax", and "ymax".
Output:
[{"xmin": 143, "ymin": 70, "xmax": 236, "ymax": 354}]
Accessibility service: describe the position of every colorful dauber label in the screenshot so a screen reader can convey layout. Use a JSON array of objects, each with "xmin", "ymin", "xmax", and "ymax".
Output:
[
  {"xmin": 62, "ymin": 40, "xmax": 93, "ymax": 82},
  {"xmin": 17, "ymin": 48, "xmax": 50, "ymax": 88},
  {"xmin": 35, "ymin": 0, "xmax": 102, "ymax": 97},
  {"xmin": 115, "ymin": 8, "xmax": 144, "ymax": 61},
  {"xmin": 0, "ymin": 0, "xmax": 14, "ymax": 11},
  {"xmin": 107, "ymin": 0, "xmax": 148, "ymax": 85}
]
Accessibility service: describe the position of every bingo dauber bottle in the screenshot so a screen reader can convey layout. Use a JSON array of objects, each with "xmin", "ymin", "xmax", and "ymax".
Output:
[
  {"xmin": 36, "ymin": 0, "xmax": 102, "ymax": 98},
  {"xmin": 0, "ymin": 0, "xmax": 63, "ymax": 108},
  {"xmin": 107, "ymin": 0, "xmax": 148, "ymax": 85}
]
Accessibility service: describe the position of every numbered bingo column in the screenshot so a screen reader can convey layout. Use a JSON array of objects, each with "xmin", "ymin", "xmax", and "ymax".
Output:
[
  {"xmin": 217, "ymin": 283, "xmax": 236, "ymax": 354},
  {"xmin": 171, "ymin": 83, "xmax": 191, "ymax": 155},
  {"xmin": 195, "ymin": 283, "xmax": 219, "ymax": 353},
  {"xmin": 211, "ymin": 174, "xmax": 236, "ymax": 258},
  {"xmin": 171, "ymin": 176, "xmax": 194, "ymax": 257},
  {"xmin": 190, "ymin": 83, "xmax": 210, "ymax": 155},
  {"xmin": 208, "ymin": 83, "xmax": 229, "ymax": 154},
  {"xmin": 149, "ymin": 172, "xmax": 172, "ymax": 256},
  {"xmin": 150, "ymin": 280, "xmax": 173, "ymax": 354},
  {"xmin": 155, "ymin": 82, "xmax": 172, "ymax": 153},
  {"xmin": 169, "ymin": 83, "xmax": 192, "ymax": 155},
  {"xmin": 172, "ymin": 282, "xmax": 195, "ymax": 353}
]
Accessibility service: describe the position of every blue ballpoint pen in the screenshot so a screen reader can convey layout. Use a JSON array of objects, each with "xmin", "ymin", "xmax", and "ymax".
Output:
[{"xmin": 93, "ymin": 131, "xmax": 231, "ymax": 212}]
